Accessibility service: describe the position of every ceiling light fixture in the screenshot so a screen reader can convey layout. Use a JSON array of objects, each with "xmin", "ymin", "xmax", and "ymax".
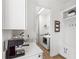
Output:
[{"xmin": 38, "ymin": 8, "xmax": 45, "ymax": 14}]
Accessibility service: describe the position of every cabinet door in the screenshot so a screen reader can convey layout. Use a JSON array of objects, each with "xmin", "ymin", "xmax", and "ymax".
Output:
[{"xmin": 2, "ymin": 0, "xmax": 25, "ymax": 29}]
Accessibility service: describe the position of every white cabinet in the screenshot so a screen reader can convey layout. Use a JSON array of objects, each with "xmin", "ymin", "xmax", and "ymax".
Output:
[{"xmin": 2, "ymin": 0, "xmax": 25, "ymax": 29}]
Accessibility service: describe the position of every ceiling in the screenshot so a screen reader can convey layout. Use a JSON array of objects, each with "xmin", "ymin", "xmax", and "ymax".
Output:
[{"xmin": 36, "ymin": 0, "xmax": 75, "ymax": 10}]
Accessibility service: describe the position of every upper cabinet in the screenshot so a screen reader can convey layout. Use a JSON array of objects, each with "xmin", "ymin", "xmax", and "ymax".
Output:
[{"xmin": 2, "ymin": 0, "xmax": 25, "ymax": 29}]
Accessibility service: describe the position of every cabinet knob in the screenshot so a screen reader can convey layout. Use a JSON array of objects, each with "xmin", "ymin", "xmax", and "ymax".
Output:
[{"xmin": 38, "ymin": 55, "xmax": 41, "ymax": 57}]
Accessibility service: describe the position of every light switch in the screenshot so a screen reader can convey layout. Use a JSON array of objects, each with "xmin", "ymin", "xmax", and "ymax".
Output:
[{"xmin": 55, "ymin": 21, "xmax": 60, "ymax": 32}]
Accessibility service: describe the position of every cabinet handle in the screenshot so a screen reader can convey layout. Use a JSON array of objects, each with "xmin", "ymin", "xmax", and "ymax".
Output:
[{"xmin": 38, "ymin": 55, "xmax": 41, "ymax": 57}]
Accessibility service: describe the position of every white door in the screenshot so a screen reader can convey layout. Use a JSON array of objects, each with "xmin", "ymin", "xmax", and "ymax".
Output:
[{"xmin": 61, "ymin": 16, "xmax": 76, "ymax": 59}]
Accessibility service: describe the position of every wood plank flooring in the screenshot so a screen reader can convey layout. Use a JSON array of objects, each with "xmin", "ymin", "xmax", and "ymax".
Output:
[{"xmin": 37, "ymin": 43, "xmax": 65, "ymax": 59}]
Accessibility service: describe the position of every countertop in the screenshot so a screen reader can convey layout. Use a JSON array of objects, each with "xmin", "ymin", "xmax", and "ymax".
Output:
[
  {"xmin": 40, "ymin": 34, "xmax": 51, "ymax": 38},
  {"xmin": 12, "ymin": 42, "xmax": 43, "ymax": 59}
]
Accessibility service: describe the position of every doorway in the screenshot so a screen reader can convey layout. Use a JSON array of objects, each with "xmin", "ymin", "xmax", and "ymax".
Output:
[{"xmin": 36, "ymin": 7, "xmax": 51, "ymax": 55}]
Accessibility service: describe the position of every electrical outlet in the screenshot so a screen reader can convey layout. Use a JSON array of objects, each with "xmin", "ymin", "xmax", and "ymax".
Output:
[
  {"xmin": 64, "ymin": 48, "xmax": 68, "ymax": 54},
  {"xmin": 27, "ymin": 35, "xmax": 29, "ymax": 38}
]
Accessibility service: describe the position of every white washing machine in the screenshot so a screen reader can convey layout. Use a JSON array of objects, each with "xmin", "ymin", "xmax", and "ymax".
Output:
[{"xmin": 42, "ymin": 35, "xmax": 51, "ymax": 49}]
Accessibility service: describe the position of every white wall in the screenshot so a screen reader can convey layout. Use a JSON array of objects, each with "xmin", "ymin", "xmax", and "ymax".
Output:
[
  {"xmin": 12, "ymin": 30, "xmax": 24, "ymax": 36},
  {"xmin": 2, "ymin": 30, "xmax": 24, "ymax": 41},
  {"xmin": 2, "ymin": 30, "xmax": 12, "ymax": 41},
  {"xmin": 24, "ymin": 0, "xmax": 38, "ymax": 42}
]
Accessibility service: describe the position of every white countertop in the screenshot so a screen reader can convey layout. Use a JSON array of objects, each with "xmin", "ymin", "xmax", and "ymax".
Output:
[
  {"xmin": 13, "ymin": 43, "xmax": 43, "ymax": 59},
  {"xmin": 43, "ymin": 35, "xmax": 51, "ymax": 38}
]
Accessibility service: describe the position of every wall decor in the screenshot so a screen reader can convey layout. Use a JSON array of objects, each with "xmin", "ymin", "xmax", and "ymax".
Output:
[{"xmin": 55, "ymin": 20, "xmax": 60, "ymax": 32}]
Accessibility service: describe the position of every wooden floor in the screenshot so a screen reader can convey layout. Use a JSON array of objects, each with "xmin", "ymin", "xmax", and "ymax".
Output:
[{"xmin": 37, "ymin": 43, "xmax": 65, "ymax": 59}]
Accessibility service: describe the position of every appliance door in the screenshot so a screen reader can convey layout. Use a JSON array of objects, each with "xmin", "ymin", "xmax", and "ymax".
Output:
[
  {"xmin": 42, "ymin": 37, "xmax": 50, "ymax": 49},
  {"xmin": 43, "ymin": 37, "xmax": 47, "ymax": 45}
]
